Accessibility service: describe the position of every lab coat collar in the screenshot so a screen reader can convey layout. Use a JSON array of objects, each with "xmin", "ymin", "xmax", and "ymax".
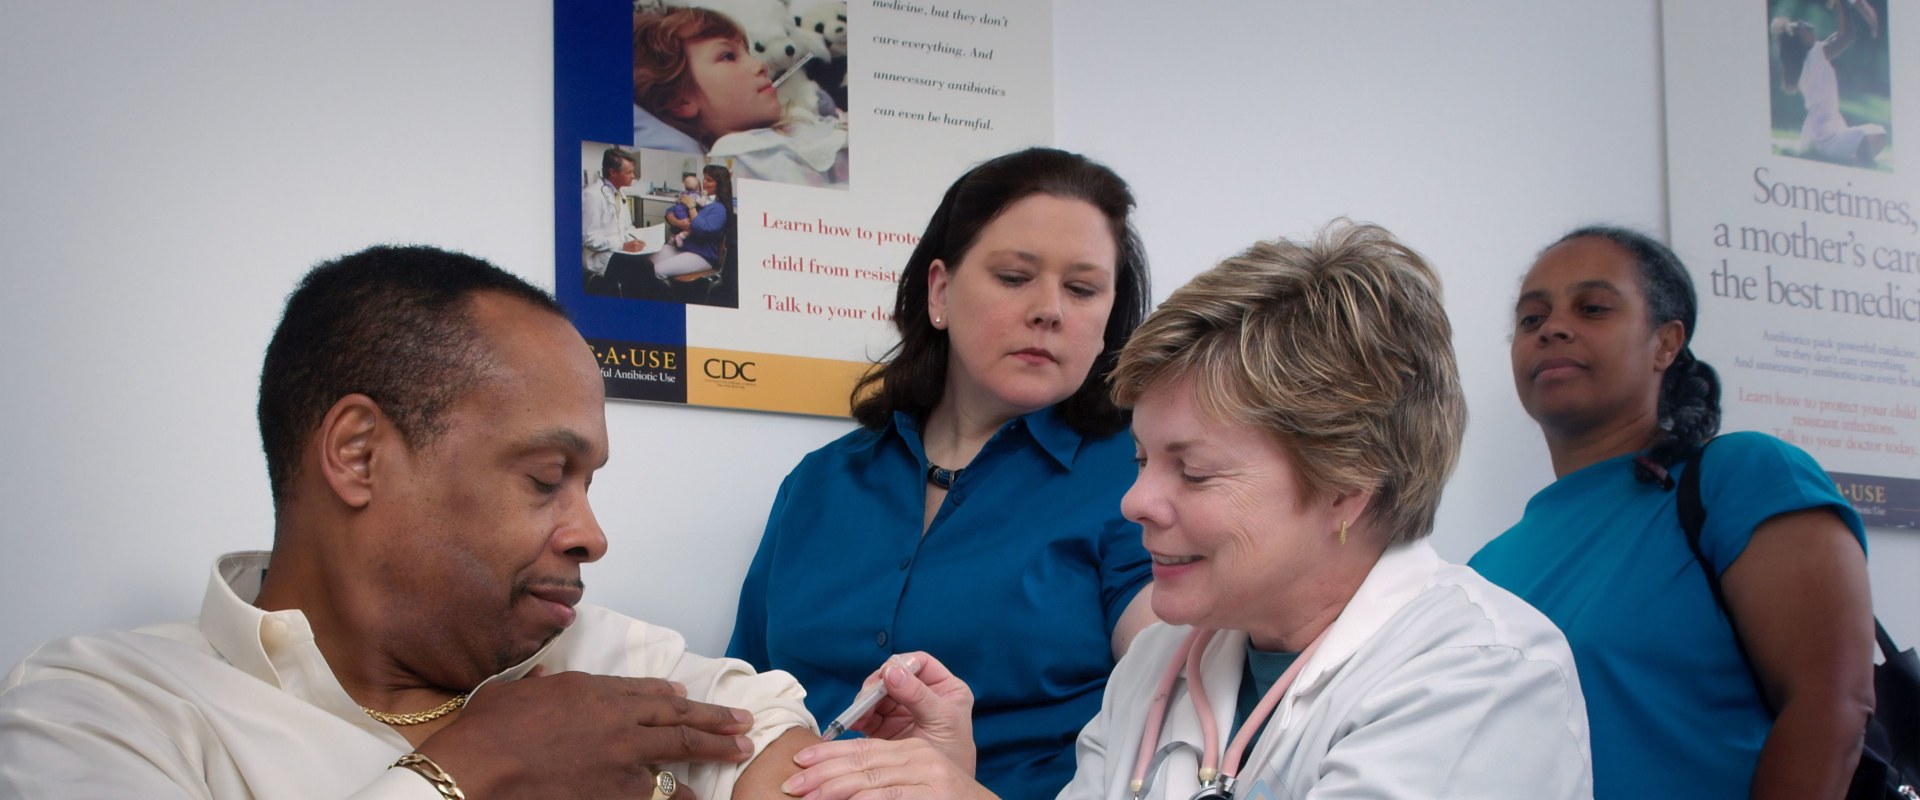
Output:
[{"xmin": 1288, "ymin": 539, "xmax": 1443, "ymax": 695}]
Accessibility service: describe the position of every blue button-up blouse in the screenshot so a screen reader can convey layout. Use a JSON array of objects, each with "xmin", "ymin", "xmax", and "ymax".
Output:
[{"xmin": 728, "ymin": 406, "xmax": 1150, "ymax": 800}]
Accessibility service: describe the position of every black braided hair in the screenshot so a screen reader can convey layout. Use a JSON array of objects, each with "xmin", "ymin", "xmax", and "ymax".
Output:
[{"xmin": 1552, "ymin": 226, "xmax": 1721, "ymax": 482}]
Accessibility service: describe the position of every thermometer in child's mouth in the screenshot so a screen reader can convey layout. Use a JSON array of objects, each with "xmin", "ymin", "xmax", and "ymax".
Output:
[{"xmin": 772, "ymin": 52, "xmax": 817, "ymax": 89}]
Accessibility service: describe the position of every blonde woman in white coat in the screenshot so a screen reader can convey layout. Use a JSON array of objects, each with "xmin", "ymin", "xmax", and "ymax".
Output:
[{"xmin": 776, "ymin": 221, "xmax": 1594, "ymax": 800}]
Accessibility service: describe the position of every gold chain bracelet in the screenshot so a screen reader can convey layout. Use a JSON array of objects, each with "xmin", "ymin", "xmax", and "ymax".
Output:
[{"xmin": 393, "ymin": 753, "xmax": 465, "ymax": 800}]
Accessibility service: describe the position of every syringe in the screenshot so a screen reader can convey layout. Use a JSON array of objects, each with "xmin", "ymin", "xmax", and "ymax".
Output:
[{"xmin": 820, "ymin": 655, "xmax": 925, "ymax": 739}]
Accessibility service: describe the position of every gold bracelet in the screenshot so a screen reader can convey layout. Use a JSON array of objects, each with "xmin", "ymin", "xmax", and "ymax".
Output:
[{"xmin": 392, "ymin": 753, "xmax": 466, "ymax": 800}]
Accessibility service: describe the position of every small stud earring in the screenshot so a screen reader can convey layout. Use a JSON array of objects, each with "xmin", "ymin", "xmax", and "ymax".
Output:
[
  {"xmin": 1338, "ymin": 519, "xmax": 1349, "ymax": 546},
  {"xmin": 933, "ymin": 315, "xmax": 943, "ymax": 326}
]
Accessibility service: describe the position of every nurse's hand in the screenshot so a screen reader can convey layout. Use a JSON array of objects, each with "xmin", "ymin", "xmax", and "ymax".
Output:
[
  {"xmin": 781, "ymin": 738, "xmax": 997, "ymax": 800},
  {"xmin": 848, "ymin": 652, "xmax": 975, "ymax": 774}
]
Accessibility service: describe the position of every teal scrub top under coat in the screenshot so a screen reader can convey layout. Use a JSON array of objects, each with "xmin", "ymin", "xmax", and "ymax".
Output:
[
  {"xmin": 729, "ymin": 406, "xmax": 1150, "ymax": 800},
  {"xmin": 1470, "ymin": 431, "xmax": 1865, "ymax": 800}
]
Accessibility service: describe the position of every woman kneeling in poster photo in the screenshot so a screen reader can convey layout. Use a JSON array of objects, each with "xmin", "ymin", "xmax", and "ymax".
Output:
[
  {"xmin": 776, "ymin": 221, "xmax": 1594, "ymax": 800},
  {"xmin": 653, "ymin": 163, "xmax": 735, "ymax": 282},
  {"xmin": 1770, "ymin": 0, "xmax": 1888, "ymax": 168},
  {"xmin": 633, "ymin": 6, "xmax": 849, "ymax": 188}
]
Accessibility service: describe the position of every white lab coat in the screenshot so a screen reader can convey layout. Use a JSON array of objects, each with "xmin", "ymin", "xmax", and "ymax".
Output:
[
  {"xmin": 581, "ymin": 177, "xmax": 627, "ymax": 276},
  {"xmin": 1060, "ymin": 540, "xmax": 1593, "ymax": 800}
]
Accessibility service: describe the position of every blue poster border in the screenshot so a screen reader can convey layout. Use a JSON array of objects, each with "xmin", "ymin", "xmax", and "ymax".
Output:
[{"xmin": 554, "ymin": 0, "xmax": 689, "ymax": 361}]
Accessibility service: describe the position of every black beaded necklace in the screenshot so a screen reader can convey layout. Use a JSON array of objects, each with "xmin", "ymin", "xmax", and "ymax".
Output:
[{"xmin": 925, "ymin": 463, "xmax": 964, "ymax": 489}]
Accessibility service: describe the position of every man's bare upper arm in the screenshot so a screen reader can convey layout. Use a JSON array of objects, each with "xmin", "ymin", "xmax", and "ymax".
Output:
[{"xmin": 733, "ymin": 727, "xmax": 823, "ymax": 799}]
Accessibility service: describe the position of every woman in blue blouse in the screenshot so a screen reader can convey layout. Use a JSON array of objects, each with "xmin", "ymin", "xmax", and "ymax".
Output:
[
  {"xmin": 1469, "ymin": 226, "xmax": 1875, "ymax": 799},
  {"xmin": 728, "ymin": 147, "xmax": 1156, "ymax": 800},
  {"xmin": 652, "ymin": 163, "xmax": 733, "ymax": 279}
]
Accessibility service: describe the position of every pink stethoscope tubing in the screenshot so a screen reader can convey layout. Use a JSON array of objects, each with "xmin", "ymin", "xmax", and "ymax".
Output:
[{"xmin": 1128, "ymin": 627, "xmax": 1326, "ymax": 799}]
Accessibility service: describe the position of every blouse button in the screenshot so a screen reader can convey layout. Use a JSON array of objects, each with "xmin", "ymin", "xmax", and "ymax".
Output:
[
  {"xmin": 261, "ymin": 618, "xmax": 291, "ymax": 646},
  {"xmin": 876, "ymin": 630, "xmax": 890, "ymax": 648}
]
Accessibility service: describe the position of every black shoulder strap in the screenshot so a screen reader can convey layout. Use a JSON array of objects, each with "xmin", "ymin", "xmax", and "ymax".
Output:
[
  {"xmin": 1675, "ymin": 438, "xmax": 1716, "ymax": 601},
  {"xmin": 1676, "ymin": 436, "xmax": 1778, "ymax": 716}
]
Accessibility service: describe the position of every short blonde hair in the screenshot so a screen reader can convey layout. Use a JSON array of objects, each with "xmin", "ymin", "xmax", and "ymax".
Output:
[{"xmin": 1111, "ymin": 220, "xmax": 1465, "ymax": 541}]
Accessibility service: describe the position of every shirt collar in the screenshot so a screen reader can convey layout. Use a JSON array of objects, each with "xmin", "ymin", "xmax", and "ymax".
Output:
[
  {"xmin": 1020, "ymin": 406, "xmax": 1084, "ymax": 469},
  {"xmin": 197, "ymin": 551, "xmax": 555, "ymax": 702},
  {"xmin": 199, "ymin": 551, "xmax": 284, "ymax": 686},
  {"xmin": 875, "ymin": 406, "xmax": 1085, "ymax": 470}
]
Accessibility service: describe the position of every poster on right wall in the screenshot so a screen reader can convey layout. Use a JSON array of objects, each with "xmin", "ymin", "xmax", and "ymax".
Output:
[{"xmin": 1665, "ymin": 0, "xmax": 1919, "ymax": 528}]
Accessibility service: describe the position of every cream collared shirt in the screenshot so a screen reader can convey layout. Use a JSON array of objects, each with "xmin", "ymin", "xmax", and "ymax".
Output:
[{"xmin": 0, "ymin": 552, "xmax": 813, "ymax": 798}]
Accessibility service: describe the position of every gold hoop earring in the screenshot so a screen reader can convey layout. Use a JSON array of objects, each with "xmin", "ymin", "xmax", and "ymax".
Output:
[{"xmin": 1338, "ymin": 519, "xmax": 1349, "ymax": 546}]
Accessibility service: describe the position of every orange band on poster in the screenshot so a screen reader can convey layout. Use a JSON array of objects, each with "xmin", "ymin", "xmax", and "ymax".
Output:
[{"xmin": 685, "ymin": 348, "xmax": 872, "ymax": 417}]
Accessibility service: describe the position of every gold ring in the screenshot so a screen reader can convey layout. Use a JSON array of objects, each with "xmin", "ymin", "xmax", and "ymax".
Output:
[{"xmin": 651, "ymin": 769, "xmax": 678, "ymax": 800}]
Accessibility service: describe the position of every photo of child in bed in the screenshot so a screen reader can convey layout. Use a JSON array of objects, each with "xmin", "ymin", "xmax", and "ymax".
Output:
[{"xmin": 633, "ymin": 6, "xmax": 850, "ymax": 189}]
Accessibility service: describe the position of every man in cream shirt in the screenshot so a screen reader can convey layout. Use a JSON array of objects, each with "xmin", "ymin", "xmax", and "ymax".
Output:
[{"xmin": 0, "ymin": 245, "xmax": 817, "ymax": 798}]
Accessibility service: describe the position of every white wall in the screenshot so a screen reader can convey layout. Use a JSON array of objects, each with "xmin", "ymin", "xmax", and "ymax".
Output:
[
  {"xmin": 1052, "ymin": 0, "xmax": 1917, "ymax": 646},
  {"xmin": 0, "ymin": 0, "xmax": 1911, "ymax": 668}
]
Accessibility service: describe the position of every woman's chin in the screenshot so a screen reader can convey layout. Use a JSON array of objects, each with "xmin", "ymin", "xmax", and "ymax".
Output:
[
  {"xmin": 977, "ymin": 380, "xmax": 1078, "ymax": 417},
  {"xmin": 1149, "ymin": 596, "xmax": 1215, "ymax": 632}
]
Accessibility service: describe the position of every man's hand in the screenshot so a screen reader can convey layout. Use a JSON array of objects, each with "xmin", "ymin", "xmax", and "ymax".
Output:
[
  {"xmin": 414, "ymin": 671, "xmax": 756, "ymax": 797},
  {"xmin": 623, "ymin": 239, "xmax": 644, "ymax": 252}
]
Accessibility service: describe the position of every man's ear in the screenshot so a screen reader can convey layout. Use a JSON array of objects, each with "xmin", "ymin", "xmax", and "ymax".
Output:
[{"xmin": 315, "ymin": 393, "xmax": 383, "ymax": 509}]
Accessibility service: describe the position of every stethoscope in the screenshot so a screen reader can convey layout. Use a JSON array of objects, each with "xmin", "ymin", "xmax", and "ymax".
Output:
[{"xmin": 1129, "ymin": 628, "xmax": 1326, "ymax": 800}]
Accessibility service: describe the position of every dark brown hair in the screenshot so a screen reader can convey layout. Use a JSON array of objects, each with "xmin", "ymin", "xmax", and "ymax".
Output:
[
  {"xmin": 703, "ymin": 162, "xmax": 734, "ymax": 208},
  {"xmin": 851, "ymin": 148, "xmax": 1150, "ymax": 437},
  {"xmin": 1772, "ymin": 18, "xmax": 1814, "ymax": 93},
  {"xmin": 258, "ymin": 246, "xmax": 562, "ymax": 508}
]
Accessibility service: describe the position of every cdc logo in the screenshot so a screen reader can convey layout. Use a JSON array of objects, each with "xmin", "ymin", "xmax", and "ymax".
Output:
[{"xmin": 703, "ymin": 358, "xmax": 756, "ymax": 382}]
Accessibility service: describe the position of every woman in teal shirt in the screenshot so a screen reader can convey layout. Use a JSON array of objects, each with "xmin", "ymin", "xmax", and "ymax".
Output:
[
  {"xmin": 1471, "ymin": 226, "xmax": 1874, "ymax": 799},
  {"xmin": 728, "ymin": 148, "xmax": 1157, "ymax": 800}
]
